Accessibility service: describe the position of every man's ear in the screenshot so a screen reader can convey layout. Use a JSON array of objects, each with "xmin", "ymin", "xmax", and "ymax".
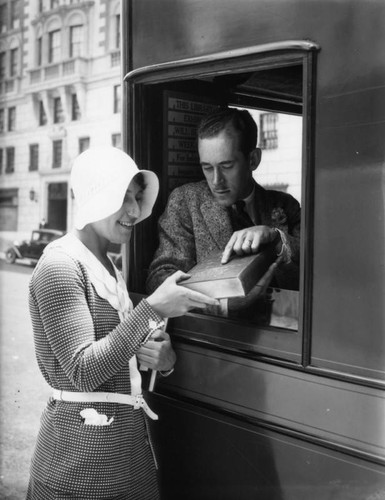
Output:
[{"xmin": 249, "ymin": 148, "xmax": 262, "ymax": 171}]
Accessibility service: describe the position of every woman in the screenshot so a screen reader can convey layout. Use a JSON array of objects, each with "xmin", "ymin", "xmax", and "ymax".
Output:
[{"xmin": 27, "ymin": 147, "xmax": 217, "ymax": 499}]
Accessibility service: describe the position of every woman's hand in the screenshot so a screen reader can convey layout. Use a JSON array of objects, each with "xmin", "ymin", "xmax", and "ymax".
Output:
[
  {"xmin": 146, "ymin": 270, "xmax": 219, "ymax": 318},
  {"xmin": 136, "ymin": 329, "xmax": 176, "ymax": 371}
]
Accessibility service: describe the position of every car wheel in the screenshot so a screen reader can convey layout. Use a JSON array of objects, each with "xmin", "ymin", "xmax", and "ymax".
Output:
[{"xmin": 5, "ymin": 248, "xmax": 17, "ymax": 264}]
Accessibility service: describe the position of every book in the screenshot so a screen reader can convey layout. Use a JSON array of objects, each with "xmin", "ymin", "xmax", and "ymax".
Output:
[{"xmin": 179, "ymin": 248, "xmax": 276, "ymax": 299}]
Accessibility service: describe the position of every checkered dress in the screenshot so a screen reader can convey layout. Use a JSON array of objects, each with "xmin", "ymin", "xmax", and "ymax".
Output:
[{"xmin": 27, "ymin": 249, "xmax": 162, "ymax": 499}]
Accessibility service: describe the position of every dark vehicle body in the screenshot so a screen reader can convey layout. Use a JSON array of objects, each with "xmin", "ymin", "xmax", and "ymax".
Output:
[
  {"xmin": 5, "ymin": 229, "xmax": 64, "ymax": 265},
  {"xmin": 122, "ymin": 1, "xmax": 385, "ymax": 498}
]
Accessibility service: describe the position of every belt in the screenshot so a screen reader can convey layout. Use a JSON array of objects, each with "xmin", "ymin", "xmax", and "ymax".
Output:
[{"xmin": 52, "ymin": 389, "xmax": 158, "ymax": 420}]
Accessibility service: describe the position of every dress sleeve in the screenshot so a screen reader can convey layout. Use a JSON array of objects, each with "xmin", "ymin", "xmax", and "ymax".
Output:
[{"xmin": 29, "ymin": 251, "xmax": 163, "ymax": 391}]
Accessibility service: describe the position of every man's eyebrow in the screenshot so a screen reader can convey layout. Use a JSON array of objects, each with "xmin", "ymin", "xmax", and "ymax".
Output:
[{"xmin": 200, "ymin": 160, "xmax": 233, "ymax": 166}]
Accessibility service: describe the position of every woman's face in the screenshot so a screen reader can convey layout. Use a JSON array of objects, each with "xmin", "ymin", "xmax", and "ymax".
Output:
[{"xmin": 91, "ymin": 178, "xmax": 144, "ymax": 245}]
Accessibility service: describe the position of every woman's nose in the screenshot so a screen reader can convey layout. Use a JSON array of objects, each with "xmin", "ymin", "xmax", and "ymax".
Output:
[{"xmin": 125, "ymin": 200, "xmax": 141, "ymax": 220}]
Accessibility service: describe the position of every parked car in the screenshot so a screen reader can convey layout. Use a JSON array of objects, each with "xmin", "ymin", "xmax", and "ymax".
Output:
[{"xmin": 5, "ymin": 229, "xmax": 65, "ymax": 265}]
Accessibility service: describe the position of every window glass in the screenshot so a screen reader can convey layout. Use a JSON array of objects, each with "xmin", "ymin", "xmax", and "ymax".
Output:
[
  {"xmin": 29, "ymin": 144, "xmax": 39, "ymax": 171},
  {"xmin": 10, "ymin": 47, "xmax": 18, "ymax": 76},
  {"xmin": 0, "ymin": 109, "xmax": 4, "ymax": 132},
  {"xmin": 6, "ymin": 147, "xmax": 15, "ymax": 173},
  {"xmin": 0, "ymin": 51, "xmax": 5, "ymax": 78},
  {"xmin": 8, "ymin": 106, "xmax": 15, "ymax": 131},
  {"xmin": 37, "ymin": 36, "xmax": 43, "ymax": 66},
  {"xmin": 52, "ymin": 140, "xmax": 62, "ymax": 168},
  {"xmin": 53, "ymin": 97, "xmax": 64, "ymax": 123},
  {"xmin": 78, "ymin": 136, "xmax": 89, "ymax": 153},
  {"xmin": 0, "ymin": 4, "xmax": 7, "ymax": 32},
  {"xmin": 69, "ymin": 25, "xmax": 83, "ymax": 58},
  {"xmin": 71, "ymin": 93, "xmax": 81, "ymax": 120},
  {"xmin": 113, "ymin": 85, "xmax": 121, "ymax": 113},
  {"xmin": 111, "ymin": 133, "xmax": 121, "ymax": 148},
  {"xmin": 48, "ymin": 29, "xmax": 60, "ymax": 63},
  {"xmin": 39, "ymin": 100, "xmax": 47, "ymax": 126}
]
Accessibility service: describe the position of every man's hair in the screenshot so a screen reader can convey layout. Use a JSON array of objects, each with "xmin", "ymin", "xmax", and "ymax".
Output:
[{"xmin": 197, "ymin": 108, "xmax": 258, "ymax": 156}]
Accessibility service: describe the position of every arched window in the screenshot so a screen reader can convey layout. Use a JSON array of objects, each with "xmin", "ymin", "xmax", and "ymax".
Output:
[
  {"xmin": 67, "ymin": 12, "xmax": 85, "ymax": 58},
  {"xmin": 35, "ymin": 26, "xmax": 43, "ymax": 66},
  {"xmin": 9, "ymin": 37, "xmax": 20, "ymax": 77},
  {"xmin": 46, "ymin": 18, "xmax": 62, "ymax": 64},
  {"xmin": 109, "ymin": 1, "xmax": 121, "ymax": 51}
]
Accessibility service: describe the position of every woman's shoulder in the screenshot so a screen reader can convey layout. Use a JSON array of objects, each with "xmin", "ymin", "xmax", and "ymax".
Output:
[{"xmin": 31, "ymin": 246, "xmax": 86, "ymax": 289}]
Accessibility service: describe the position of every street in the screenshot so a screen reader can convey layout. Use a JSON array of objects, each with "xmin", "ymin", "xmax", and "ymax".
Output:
[{"xmin": 0, "ymin": 260, "xmax": 50, "ymax": 499}]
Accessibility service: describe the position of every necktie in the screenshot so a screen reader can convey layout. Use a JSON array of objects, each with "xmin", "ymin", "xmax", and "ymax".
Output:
[{"xmin": 230, "ymin": 200, "xmax": 254, "ymax": 230}]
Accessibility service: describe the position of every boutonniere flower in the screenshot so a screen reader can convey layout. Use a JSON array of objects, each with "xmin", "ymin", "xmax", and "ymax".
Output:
[{"xmin": 271, "ymin": 207, "xmax": 287, "ymax": 226}]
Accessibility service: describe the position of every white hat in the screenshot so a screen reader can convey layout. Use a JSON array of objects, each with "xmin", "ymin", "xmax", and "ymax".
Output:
[{"xmin": 71, "ymin": 147, "xmax": 159, "ymax": 230}]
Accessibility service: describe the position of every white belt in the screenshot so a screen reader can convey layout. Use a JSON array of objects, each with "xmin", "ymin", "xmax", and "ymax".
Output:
[{"xmin": 52, "ymin": 389, "xmax": 158, "ymax": 420}]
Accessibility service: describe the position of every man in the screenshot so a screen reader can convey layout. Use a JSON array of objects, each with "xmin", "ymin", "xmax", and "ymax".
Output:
[{"xmin": 146, "ymin": 108, "xmax": 300, "ymax": 320}]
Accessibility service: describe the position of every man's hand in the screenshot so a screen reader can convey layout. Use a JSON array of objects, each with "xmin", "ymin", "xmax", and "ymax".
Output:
[
  {"xmin": 146, "ymin": 270, "xmax": 219, "ymax": 318},
  {"xmin": 136, "ymin": 329, "xmax": 176, "ymax": 371},
  {"xmin": 221, "ymin": 225, "xmax": 281, "ymax": 264}
]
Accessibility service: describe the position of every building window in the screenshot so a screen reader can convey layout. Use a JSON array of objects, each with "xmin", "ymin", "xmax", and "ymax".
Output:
[
  {"xmin": 50, "ymin": 0, "xmax": 59, "ymax": 9},
  {"xmin": 39, "ymin": 100, "xmax": 47, "ymax": 126},
  {"xmin": 0, "ymin": 109, "xmax": 4, "ymax": 132},
  {"xmin": 52, "ymin": 140, "xmax": 62, "ymax": 168},
  {"xmin": 8, "ymin": 107, "xmax": 16, "ymax": 131},
  {"xmin": 71, "ymin": 93, "xmax": 81, "ymax": 120},
  {"xmin": 0, "ymin": 149, "xmax": 3, "ymax": 174},
  {"xmin": 0, "ymin": 4, "xmax": 7, "ymax": 33},
  {"xmin": 79, "ymin": 137, "xmax": 90, "ymax": 153},
  {"xmin": 53, "ymin": 97, "xmax": 64, "ymax": 123},
  {"xmin": 113, "ymin": 85, "xmax": 121, "ymax": 114},
  {"xmin": 38, "ymin": 0, "xmax": 44, "ymax": 13},
  {"xmin": 6, "ymin": 147, "xmax": 15, "ymax": 173},
  {"xmin": 29, "ymin": 144, "xmax": 39, "ymax": 171},
  {"xmin": 259, "ymin": 113, "xmax": 278, "ymax": 150},
  {"xmin": 11, "ymin": 0, "xmax": 21, "ymax": 29},
  {"xmin": 69, "ymin": 25, "xmax": 84, "ymax": 58},
  {"xmin": 10, "ymin": 47, "xmax": 18, "ymax": 77},
  {"xmin": 48, "ymin": 29, "xmax": 60, "ymax": 63},
  {"xmin": 115, "ymin": 14, "xmax": 120, "ymax": 49},
  {"xmin": 0, "ymin": 51, "xmax": 5, "ymax": 79},
  {"xmin": 37, "ymin": 36, "xmax": 43, "ymax": 66},
  {"xmin": 111, "ymin": 133, "xmax": 121, "ymax": 149}
]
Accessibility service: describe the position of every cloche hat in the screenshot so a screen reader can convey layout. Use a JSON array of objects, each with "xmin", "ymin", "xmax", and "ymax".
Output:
[{"xmin": 71, "ymin": 147, "xmax": 159, "ymax": 230}]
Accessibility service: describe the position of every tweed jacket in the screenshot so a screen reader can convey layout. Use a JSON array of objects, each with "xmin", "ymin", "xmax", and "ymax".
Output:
[
  {"xmin": 146, "ymin": 180, "xmax": 301, "ymax": 294},
  {"xmin": 29, "ymin": 248, "xmax": 162, "ymax": 499}
]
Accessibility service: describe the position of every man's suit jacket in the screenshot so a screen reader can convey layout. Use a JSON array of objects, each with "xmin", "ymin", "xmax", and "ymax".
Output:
[{"xmin": 146, "ymin": 180, "xmax": 301, "ymax": 294}]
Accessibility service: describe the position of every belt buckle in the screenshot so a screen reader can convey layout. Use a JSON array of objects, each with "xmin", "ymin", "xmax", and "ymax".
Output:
[{"xmin": 134, "ymin": 394, "xmax": 143, "ymax": 409}]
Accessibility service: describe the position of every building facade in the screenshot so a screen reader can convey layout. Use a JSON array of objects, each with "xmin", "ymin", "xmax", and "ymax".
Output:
[{"xmin": 0, "ymin": 0, "xmax": 121, "ymax": 246}]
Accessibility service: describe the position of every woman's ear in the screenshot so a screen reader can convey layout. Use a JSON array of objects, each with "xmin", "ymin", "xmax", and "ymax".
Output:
[{"xmin": 249, "ymin": 148, "xmax": 262, "ymax": 171}]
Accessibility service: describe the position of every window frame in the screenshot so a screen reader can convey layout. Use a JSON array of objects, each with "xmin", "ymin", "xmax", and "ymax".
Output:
[
  {"xmin": 5, "ymin": 146, "xmax": 15, "ymax": 173},
  {"xmin": 9, "ymin": 47, "xmax": 18, "ymax": 77},
  {"xmin": 48, "ymin": 29, "xmax": 60, "ymax": 64},
  {"xmin": 7, "ymin": 106, "xmax": 15, "ymax": 131},
  {"xmin": 69, "ymin": 24, "xmax": 84, "ymax": 58},
  {"xmin": 29, "ymin": 144, "xmax": 39, "ymax": 171},
  {"xmin": 52, "ymin": 139, "xmax": 62, "ymax": 168},
  {"xmin": 123, "ymin": 42, "xmax": 318, "ymax": 365},
  {"xmin": 113, "ymin": 84, "xmax": 121, "ymax": 113},
  {"xmin": 53, "ymin": 96, "xmax": 64, "ymax": 124}
]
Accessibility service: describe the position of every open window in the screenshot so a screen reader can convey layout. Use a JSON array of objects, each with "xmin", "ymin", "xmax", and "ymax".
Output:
[{"xmin": 124, "ymin": 42, "xmax": 317, "ymax": 363}]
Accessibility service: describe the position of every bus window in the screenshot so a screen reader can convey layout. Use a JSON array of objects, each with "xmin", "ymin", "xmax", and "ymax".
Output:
[{"xmin": 125, "ymin": 48, "xmax": 313, "ymax": 361}]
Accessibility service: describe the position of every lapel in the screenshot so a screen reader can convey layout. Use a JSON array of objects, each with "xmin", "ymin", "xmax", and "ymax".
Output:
[
  {"xmin": 253, "ymin": 181, "xmax": 272, "ymax": 225},
  {"xmin": 201, "ymin": 196, "xmax": 233, "ymax": 249}
]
